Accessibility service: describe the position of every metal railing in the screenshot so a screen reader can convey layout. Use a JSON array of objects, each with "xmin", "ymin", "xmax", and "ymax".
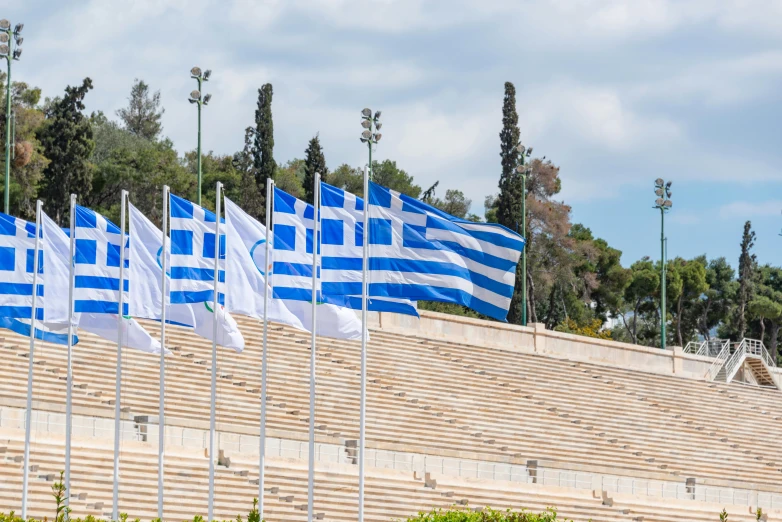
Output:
[
  {"xmin": 706, "ymin": 340, "xmax": 732, "ymax": 381},
  {"xmin": 723, "ymin": 338, "xmax": 776, "ymax": 384},
  {"xmin": 686, "ymin": 339, "xmax": 729, "ymax": 358}
]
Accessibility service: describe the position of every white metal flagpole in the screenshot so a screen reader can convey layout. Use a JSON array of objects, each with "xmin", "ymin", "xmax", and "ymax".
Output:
[
  {"xmin": 65, "ymin": 193, "xmax": 77, "ymax": 512},
  {"xmin": 358, "ymin": 165, "xmax": 370, "ymax": 522},
  {"xmin": 307, "ymin": 173, "xmax": 320, "ymax": 522},
  {"xmin": 208, "ymin": 181, "xmax": 223, "ymax": 521},
  {"xmin": 112, "ymin": 190, "xmax": 128, "ymax": 520},
  {"xmin": 259, "ymin": 178, "xmax": 274, "ymax": 516},
  {"xmin": 21, "ymin": 200, "xmax": 42, "ymax": 520},
  {"xmin": 158, "ymin": 185, "xmax": 170, "ymax": 520}
]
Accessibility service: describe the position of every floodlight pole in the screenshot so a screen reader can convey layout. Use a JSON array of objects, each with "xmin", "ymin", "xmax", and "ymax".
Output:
[
  {"xmin": 189, "ymin": 68, "xmax": 210, "ymax": 206},
  {"xmin": 653, "ymin": 179, "xmax": 672, "ymax": 350},
  {"xmin": 195, "ymin": 76, "xmax": 203, "ymax": 205},
  {"xmin": 2, "ymin": 24, "xmax": 12, "ymax": 214}
]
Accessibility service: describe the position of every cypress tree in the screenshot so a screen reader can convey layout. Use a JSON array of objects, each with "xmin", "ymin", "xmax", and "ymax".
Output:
[
  {"xmin": 37, "ymin": 78, "xmax": 95, "ymax": 225},
  {"xmin": 736, "ymin": 220, "xmax": 757, "ymax": 338},
  {"xmin": 303, "ymin": 134, "xmax": 328, "ymax": 204},
  {"xmin": 253, "ymin": 83, "xmax": 275, "ymax": 220},
  {"xmin": 496, "ymin": 81, "xmax": 525, "ymax": 324}
]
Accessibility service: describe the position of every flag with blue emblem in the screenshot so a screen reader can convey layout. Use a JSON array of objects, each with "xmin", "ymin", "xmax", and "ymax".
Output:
[
  {"xmin": 364, "ymin": 181, "xmax": 525, "ymax": 321},
  {"xmin": 168, "ymin": 194, "xmax": 224, "ymax": 305},
  {"xmin": 272, "ymin": 186, "xmax": 417, "ymax": 317},
  {"xmin": 72, "ymin": 205, "xmax": 127, "ymax": 314}
]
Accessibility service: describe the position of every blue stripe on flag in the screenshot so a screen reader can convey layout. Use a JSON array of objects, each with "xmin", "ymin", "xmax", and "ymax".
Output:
[
  {"xmin": 170, "ymin": 290, "xmax": 225, "ymax": 305},
  {"xmin": 0, "ymin": 316, "xmax": 75, "ymax": 345},
  {"xmin": 170, "ymin": 267, "xmax": 226, "ymax": 282},
  {"xmin": 74, "ymin": 276, "xmax": 129, "ymax": 292},
  {"xmin": 369, "ymin": 282, "xmax": 508, "ymax": 321},
  {"xmin": 321, "ymin": 256, "xmax": 363, "ymax": 271},
  {"xmin": 75, "ymin": 300, "xmax": 128, "ymax": 315}
]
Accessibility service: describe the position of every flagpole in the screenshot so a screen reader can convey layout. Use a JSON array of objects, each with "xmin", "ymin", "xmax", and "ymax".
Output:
[
  {"xmin": 208, "ymin": 181, "xmax": 223, "ymax": 521},
  {"xmin": 158, "ymin": 185, "xmax": 170, "ymax": 520},
  {"xmin": 308, "ymin": 173, "xmax": 320, "ymax": 522},
  {"xmin": 359, "ymin": 165, "xmax": 369, "ymax": 522},
  {"xmin": 112, "ymin": 190, "xmax": 128, "ymax": 521},
  {"xmin": 21, "ymin": 200, "xmax": 42, "ymax": 520},
  {"xmin": 259, "ymin": 178, "xmax": 273, "ymax": 516},
  {"xmin": 65, "ymin": 193, "xmax": 77, "ymax": 514}
]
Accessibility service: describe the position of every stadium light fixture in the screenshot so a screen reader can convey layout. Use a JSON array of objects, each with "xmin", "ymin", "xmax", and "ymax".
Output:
[
  {"xmin": 652, "ymin": 178, "xmax": 673, "ymax": 351},
  {"xmin": 361, "ymin": 119, "xmax": 371, "ymax": 129},
  {"xmin": 361, "ymin": 108, "xmax": 372, "ymax": 118},
  {"xmin": 1, "ymin": 18, "xmax": 24, "ymax": 214},
  {"xmin": 188, "ymin": 66, "xmax": 212, "ymax": 205},
  {"xmin": 359, "ymin": 108, "xmax": 382, "ymax": 179}
]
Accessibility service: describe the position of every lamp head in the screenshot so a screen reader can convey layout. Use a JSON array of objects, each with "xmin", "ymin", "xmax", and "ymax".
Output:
[
  {"xmin": 203, "ymin": 69, "xmax": 212, "ymax": 81},
  {"xmin": 655, "ymin": 178, "xmax": 664, "ymax": 187},
  {"xmin": 0, "ymin": 34, "xmax": 8, "ymax": 43},
  {"xmin": 360, "ymin": 137, "xmax": 368, "ymax": 143},
  {"xmin": 373, "ymin": 133, "xmax": 382, "ymax": 142},
  {"xmin": 655, "ymin": 198, "xmax": 664, "ymax": 207},
  {"xmin": 666, "ymin": 180, "xmax": 672, "ymax": 188},
  {"xmin": 655, "ymin": 188, "xmax": 663, "ymax": 196},
  {"xmin": 0, "ymin": 44, "xmax": 8, "ymax": 56},
  {"xmin": 361, "ymin": 108, "xmax": 371, "ymax": 118},
  {"xmin": 203, "ymin": 93, "xmax": 212, "ymax": 105},
  {"xmin": 374, "ymin": 110, "xmax": 382, "ymax": 120},
  {"xmin": 190, "ymin": 66, "xmax": 202, "ymax": 78},
  {"xmin": 13, "ymin": 36, "xmax": 22, "ymax": 46},
  {"xmin": 12, "ymin": 48, "xmax": 20, "ymax": 60},
  {"xmin": 0, "ymin": 20, "xmax": 10, "ymax": 31},
  {"xmin": 13, "ymin": 23, "xmax": 23, "ymax": 34},
  {"xmin": 664, "ymin": 200, "xmax": 672, "ymax": 208},
  {"xmin": 189, "ymin": 90, "xmax": 201, "ymax": 101},
  {"xmin": 361, "ymin": 119, "xmax": 371, "ymax": 129},
  {"xmin": 375, "ymin": 122, "xmax": 382, "ymax": 130},
  {"xmin": 361, "ymin": 130, "xmax": 372, "ymax": 140}
]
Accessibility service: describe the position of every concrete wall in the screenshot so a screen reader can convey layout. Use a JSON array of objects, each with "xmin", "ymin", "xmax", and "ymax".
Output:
[{"xmin": 375, "ymin": 309, "xmax": 725, "ymax": 382}]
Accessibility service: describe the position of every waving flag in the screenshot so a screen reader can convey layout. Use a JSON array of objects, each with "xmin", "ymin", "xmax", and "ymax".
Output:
[
  {"xmin": 72, "ymin": 205, "xmax": 129, "ymax": 314},
  {"xmin": 129, "ymin": 201, "xmax": 243, "ymax": 351},
  {"xmin": 224, "ymin": 196, "xmax": 364, "ymax": 340},
  {"xmin": 272, "ymin": 186, "xmax": 417, "ymax": 317},
  {"xmin": 0, "ymin": 212, "xmax": 41, "ymax": 319},
  {"xmin": 169, "ymin": 194, "xmax": 224, "ymax": 305},
  {"xmin": 366, "ymin": 181, "xmax": 525, "ymax": 321}
]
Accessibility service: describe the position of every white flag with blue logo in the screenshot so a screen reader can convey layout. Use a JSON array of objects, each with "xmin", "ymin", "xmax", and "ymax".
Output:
[
  {"xmin": 130, "ymin": 200, "xmax": 244, "ymax": 351},
  {"xmin": 273, "ymin": 186, "xmax": 417, "ymax": 317},
  {"xmin": 224, "ymin": 196, "xmax": 365, "ymax": 340},
  {"xmin": 365, "ymin": 181, "xmax": 525, "ymax": 321},
  {"xmin": 169, "ymin": 193, "xmax": 224, "ymax": 305}
]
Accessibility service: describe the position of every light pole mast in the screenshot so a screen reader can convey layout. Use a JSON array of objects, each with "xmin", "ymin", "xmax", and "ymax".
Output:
[
  {"xmin": 516, "ymin": 144, "xmax": 531, "ymax": 326},
  {"xmin": 653, "ymin": 178, "xmax": 672, "ymax": 349},
  {"xmin": 1, "ymin": 19, "xmax": 23, "ymax": 214},
  {"xmin": 188, "ymin": 67, "xmax": 211, "ymax": 206}
]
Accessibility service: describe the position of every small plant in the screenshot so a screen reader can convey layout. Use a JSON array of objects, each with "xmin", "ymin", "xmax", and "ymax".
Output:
[
  {"xmin": 720, "ymin": 509, "xmax": 728, "ymax": 522},
  {"xmin": 756, "ymin": 507, "xmax": 763, "ymax": 521},
  {"xmin": 247, "ymin": 498, "xmax": 260, "ymax": 522},
  {"xmin": 51, "ymin": 471, "xmax": 70, "ymax": 522},
  {"xmin": 403, "ymin": 506, "xmax": 566, "ymax": 521}
]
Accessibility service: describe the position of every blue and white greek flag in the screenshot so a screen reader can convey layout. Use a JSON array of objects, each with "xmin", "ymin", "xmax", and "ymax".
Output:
[
  {"xmin": 0, "ymin": 212, "xmax": 41, "ymax": 319},
  {"xmin": 272, "ymin": 186, "xmax": 417, "ymax": 316},
  {"xmin": 72, "ymin": 205, "xmax": 127, "ymax": 314},
  {"xmin": 365, "ymin": 181, "xmax": 525, "ymax": 321},
  {"xmin": 169, "ymin": 194, "xmax": 224, "ymax": 305}
]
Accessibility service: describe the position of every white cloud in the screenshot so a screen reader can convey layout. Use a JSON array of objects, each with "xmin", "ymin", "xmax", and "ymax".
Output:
[{"xmin": 719, "ymin": 200, "xmax": 782, "ymax": 219}]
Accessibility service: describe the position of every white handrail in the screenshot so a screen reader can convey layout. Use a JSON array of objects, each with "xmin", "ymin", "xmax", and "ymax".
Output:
[{"xmin": 706, "ymin": 340, "xmax": 732, "ymax": 381}]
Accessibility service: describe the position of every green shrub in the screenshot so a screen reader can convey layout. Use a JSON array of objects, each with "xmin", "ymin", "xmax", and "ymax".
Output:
[{"xmin": 402, "ymin": 506, "xmax": 566, "ymax": 522}]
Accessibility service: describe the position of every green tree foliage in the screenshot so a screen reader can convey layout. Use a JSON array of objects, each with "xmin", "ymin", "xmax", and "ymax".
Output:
[
  {"xmin": 37, "ymin": 78, "xmax": 95, "ymax": 224},
  {"xmin": 371, "ymin": 159, "xmax": 421, "ymax": 198},
  {"xmin": 329, "ymin": 163, "xmax": 364, "ymax": 197},
  {"xmin": 115, "ymin": 79, "xmax": 164, "ymax": 141},
  {"xmin": 735, "ymin": 221, "xmax": 757, "ymax": 339},
  {"xmin": 669, "ymin": 257, "xmax": 708, "ymax": 347},
  {"xmin": 430, "ymin": 189, "xmax": 472, "ymax": 219},
  {"xmin": 303, "ymin": 134, "xmax": 328, "ymax": 204},
  {"xmin": 254, "ymin": 83, "xmax": 275, "ymax": 221},
  {"xmin": 231, "ymin": 127, "xmax": 264, "ymax": 219},
  {"xmin": 405, "ymin": 506, "xmax": 564, "ymax": 521},
  {"xmin": 274, "ymin": 159, "xmax": 305, "ymax": 199},
  {"xmin": 0, "ymin": 74, "xmax": 48, "ymax": 219},
  {"xmin": 496, "ymin": 81, "xmax": 525, "ymax": 324},
  {"xmin": 186, "ymin": 150, "xmax": 242, "ymax": 213},
  {"xmin": 694, "ymin": 257, "xmax": 735, "ymax": 340},
  {"xmin": 617, "ymin": 258, "xmax": 660, "ymax": 345}
]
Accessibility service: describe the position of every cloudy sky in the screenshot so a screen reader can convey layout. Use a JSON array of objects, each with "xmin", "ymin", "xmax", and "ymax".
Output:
[{"xmin": 7, "ymin": 0, "xmax": 782, "ymax": 268}]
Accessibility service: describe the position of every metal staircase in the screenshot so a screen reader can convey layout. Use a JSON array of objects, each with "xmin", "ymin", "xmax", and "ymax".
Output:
[{"xmin": 703, "ymin": 338, "xmax": 779, "ymax": 389}]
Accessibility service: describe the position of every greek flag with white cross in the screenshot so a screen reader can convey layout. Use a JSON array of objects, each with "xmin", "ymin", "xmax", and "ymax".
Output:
[
  {"xmin": 169, "ymin": 193, "xmax": 225, "ymax": 305},
  {"xmin": 72, "ymin": 205, "xmax": 128, "ymax": 315},
  {"xmin": 365, "ymin": 181, "xmax": 525, "ymax": 321},
  {"xmin": 272, "ymin": 186, "xmax": 417, "ymax": 316},
  {"xmin": 0, "ymin": 212, "xmax": 41, "ymax": 319}
]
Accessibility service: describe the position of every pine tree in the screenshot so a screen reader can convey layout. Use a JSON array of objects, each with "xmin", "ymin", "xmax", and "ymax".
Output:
[
  {"xmin": 253, "ymin": 83, "xmax": 275, "ymax": 220},
  {"xmin": 736, "ymin": 220, "xmax": 757, "ymax": 338},
  {"xmin": 37, "ymin": 78, "xmax": 95, "ymax": 224},
  {"xmin": 303, "ymin": 134, "xmax": 328, "ymax": 204},
  {"xmin": 116, "ymin": 79, "xmax": 164, "ymax": 140},
  {"xmin": 496, "ymin": 81, "xmax": 525, "ymax": 324}
]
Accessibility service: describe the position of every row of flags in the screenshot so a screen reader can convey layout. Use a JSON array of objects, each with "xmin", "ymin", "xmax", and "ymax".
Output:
[{"xmin": 3, "ymin": 175, "xmax": 525, "ymax": 521}]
